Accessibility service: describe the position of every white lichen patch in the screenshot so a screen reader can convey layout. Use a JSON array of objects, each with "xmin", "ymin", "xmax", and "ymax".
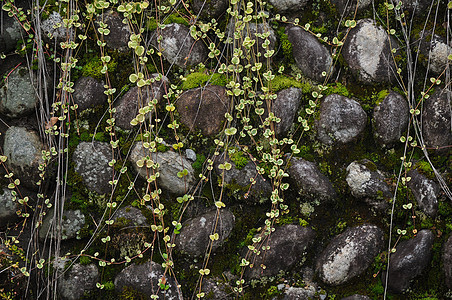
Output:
[
  {"xmin": 321, "ymin": 239, "xmax": 357, "ymax": 285},
  {"xmin": 346, "ymin": 162, "xmax": 372, "ymax": 197},
  {"xmin": 428, "ymin": 39, "xmax": 452, "ymax": 74}
]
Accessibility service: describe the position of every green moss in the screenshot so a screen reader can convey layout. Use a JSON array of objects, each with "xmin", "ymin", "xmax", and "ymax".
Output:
[
  {"xmin": 180, "ymin": 72, "xmax": 227, "ymax": 90},
  {"xmin": 269, "ymin": 75, "xmax": 311, "ymax": 93},
  {"xmin": 81, "ymin": 56, "xmax": 117, "ymax": 80},
  {"xmin": 79, "ymin": 255, "xmax": 92, "ymax": 265},
  {"xmin": 230, "ymin": 151, "xmax": 249, "ymax": 170},
  {"xmin": 325, "ymin": 82, "xmax": 350, "ymax": 97},
  {"xmin": 146, "ymin": 13, "xmax": 189, "ymax": 31},
  {"xmin": 414, "ymin": 161, "xmax": 434, "ymax": 178},
  {"xmin": 192, "ymin": 154, "xmax": 206, "ymax": 173}
]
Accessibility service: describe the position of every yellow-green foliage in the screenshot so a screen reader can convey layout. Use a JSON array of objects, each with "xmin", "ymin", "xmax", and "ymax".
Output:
[
  {"xmin": 230, "ymin": 151, "xmax": 249, "ymax": 170},
  {"xmin": 146, "ymin": 14, "xmax": 189, "ymax": 31},
  {"xmin": 269, "ymin": 75, "xmax": 311, "ymax": 93},
  {"xmin": 82, "ymin": 56, "xmax": 117, "ymax": 79},
  {"xmin": 181, "ymin": 72, "xmax": 227, "ymax": 90}
]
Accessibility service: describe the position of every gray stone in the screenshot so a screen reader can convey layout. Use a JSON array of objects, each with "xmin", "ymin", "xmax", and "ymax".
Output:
[
  {"xmin": 111, "ymin": 206, "xmax": 148, "ymax": 227},
  {"xmin": 373, "ymin": 91, "xmax": 409, "ymax": 148},
  {"xmin": 287, "ymin": 26, "xmax": 334, "ymax": 82},
  {"xmin": 343, "ymin": 19, "xmax": 400, "ymax": 84},
  {"xmin": 177, "ymin": 85, "xmax": 229, "ymax": 136},
  {"xmin": 114, "ymin": 260, "xmax": 182, "ymax": 299},
  {"xmin": 176, "ymin": 209, "xmax": 235, "ymax": 257},
  {"xmin": 0, "ymin": 67, "xmax": 38, "ymax": 117},
  {"xmin": 41, "ymin": 12, "xmax": 68, "ymax": 41},
  {"xmin": 346, "ymin": 160, "xmax": 392, "ymax": 211},
  {"xmin": 39, "ymin": 209, "xmax": 85, "ymax": 241},
  {"xmin": 129, "ymin": 142, "xmax": 195, "ymax": 195},
  {"xmin": 73, "ymin": 141, "xmax": 113, "ymax": 194},
  {"xmin": 316, "ymin": 224, "xmax": 384, "ymax": 285},
  {"xmin": 3, "ymin": 126, "xmax": 46, "ymax": 190},
  {"xmin": 283, "ymin": 284, "xmax": 318, "ymax": 300},
  {"xmin": 201, "ymin": 278, "xmax": 232, "ymax": 299},
  {"xmin": 418, "ymin": 32, "xmax": 452, "ymax": 75},
  {"xmin": 382, "ymin": 229, "xmax": 434, "ymax": 293},
  {"xmin": 331, "ymin": 0, "xmax": 372, "ymax": 16},
  {"xmin": 407, "ymin": 169, "xmax": 439, "ymax": 218},
  {"xmin": 245, "ymin": 225, "xmax": 315, "ymax": 278},
  {"xmin": 72, "ymin": 77, "xmax": 107, "ymax": 111},
  {"xmin": 58, "ymin": 263, "xmax": 99, "ymax": 300},
  {"xmin": 151, "ymin": 23, "xmax": 207, "ymax": 69},
  {"xmin": 272, "ymin": 87, "xmax": 302, "ymax": 135},
  {"xmin": 316, "ymin": 94, "xmax": 367, "ymax": 145},
  {"xmin": 268, "ymin": 0, "xmax": 309, "ymax": 12},
  {"xmin": 288, "ymin": 157, "xmax": 337, "ymax": 202},
  {"xmin": 185, "ymin": 149, "xmax": 197, "ymax": 162},
  {"xmin": 115, "ymin": 75, "xmax": 169, "ymax": 130},
  {"xmin": 96, "ymin": 10, "xmax": 131, "ymax": 52},
  {"xmin": 192, "ymin": 0, "xmax": 228, "ymax": 20},
  {"xmin": 0, "ymin": 15, "xmax": 24, "ymax": 54},
  {"xmin": 421, "ymin": 88, "xmax": 452, "ymax": 150},
  {"xmin": 0, "ymin": 188, "xmax": 17, "ymax": 228},
  {"xmin": 341, "ymin": 295, "xmax": 372, "ymax": 300},
  {"xmin": 443, "ymin": 234, "xmax": 452, "ymax": 289}
]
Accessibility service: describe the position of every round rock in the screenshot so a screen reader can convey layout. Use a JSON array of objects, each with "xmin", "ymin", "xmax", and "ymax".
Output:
[
  {"xmin": 373, "ymin": 91, "xmax": 409, "ymax": 147},
  {"xmin": 421, "ymin": 88, "xmax": 452, "ymax": 150},
  {"xmin": 443, "ymin": 234, "xmax": 452, "ymax": 289},
  {"xmin": 73, "ymin": 141, "xmax": 113, "ymax": 194},
  {"xmin": 39, "ymin": 209, "xmax": 85, "ymax": 241},
  {"xmin": 288, "ymin": 157, "xmax": 337, "ymax": 202},
  {"xmin": 192, "ymin": 0, "xmax": 228, "ymax": 20},
  {"xmin": 151, "ymin": 23, "xmax": 207, "ymax": 69},
  {"xmin": 418, "ymin": 32, "xmax": 452, "ymax": 75},
  {"xmin": 115, "ymin": 261, "xmax": 182, "ymax": 299},
  {"xmin": 176, "ymin": 209, "xmax": 235, "ymax": 257},
  {"xmin": 271, "ymin": 87, "xmax": 303, "ymax": 136},
  {"xmin": 382, "ymin": 229, "xmax": 434, "ymax": 293},
  {"xmin": 111, "ymin": 206, "xmax": 148, "ymax": 227},
  {"xmin": 0, "ymin": 67, "xmax": 38, "ymax": 117},
  {"xmin": 58, "ymin": 263, "xmax": 99, "ymax": 300},
  {"xmin": 0, "ymin": 15, "xmax": 24, "ymax": 54},
  {"xmin": 72, "ymin": 77, "xmax": 107, "ymax": 111},
  {"xmin": 287, "ymin": 26, "xmax": 334, "ymax": 82},
  {"xmin": 0, "ymin": 188, "xmax": 18, "ymax": 228},
  {"xmin": 177, "ymin": 85, "xmax": 229, "ymax": 136},
  {"xmin": 407, "ymin": 169, "xmax": 439, "ymax": 218},
  {"xmin": 41, "ymin": 12, "xmax": 68, "ymax": 41},
  {"xmin": 268, "ymin": 0, "xmax": 309, "ymax": 12},
  {"xmin": 316, "ymin": 224, "xmax": 384, "ymax": 286},
  {"xmin": 201, "ymin": 278, "xmax": 232, "ymax": 299},
  {"xmin": 341, "ymin": 295, "xmax": 372, "ymax": 300},
  {"xmin": 346, "ymin": 160, "xmax": 392, "ymax": 211},
  {"xmin": 331, "ymin": 0, "xmax": 372, "ymax": 16},
  {"xmin": 3, "ymin": 126, "xmax": 46, "ymax": 190},
  {"xmin": 343, "ymin": 19, "xmax": 400, "ymax": 84},
  {"xmin": 316, "ymin": 94, "xmax": 367, "ymax": 145},
  {"xmin": 96, "ymin": 10, "xmax": 131, "ymax": 51},
  {"xmin": 129, "ymin": 142, "xmax": 195, "ymax": 195},
  {"xmin": 245, "ymin": 225, "xmax": 315, "ymax": 278}
]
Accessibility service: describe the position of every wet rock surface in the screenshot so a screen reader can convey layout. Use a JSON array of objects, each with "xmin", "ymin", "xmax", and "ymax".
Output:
[
  {"xmin": 58, "ymin": 263, "xmax": 99, "ymax": 300},
  {"xmin": 316, "ymin": 94, "xmax": 367, "ymax": 145},
  {"xmin": 382, "ymin": 229, "xmax": 434, "ymax": 293},
  {"xmin": 72, "ymin": 77, "xmax": 107, "ymax": 111},
  {"xmin": 316, "ymin": 224, "xmax": 384, "ymax": 285},
  {"xmin": 73, "ymin": 141, "xmax": 113, "ymax": 194},
  {"xmin": 407, "ymin": 169, "xmax": 439, "ymax": 218}
]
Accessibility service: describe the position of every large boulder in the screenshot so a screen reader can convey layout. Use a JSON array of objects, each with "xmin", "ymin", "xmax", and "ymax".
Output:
[
  {"xmin": 245, "ymin": 225, "xmax": 315, "ymax": 278},
  {"xmin": 96, "ymin": 10, "xmax": 131, "ymax": 52},
  {"xmin": 316, "ymin": 94, "xmax": 367, "ymax": 145},
  {"xmin": 73, "ymin": 141, "xmax": 113, "ymax": 194},
  {"xmin": 151, "ymin": 23, "xmax": 207, "ymax": 69},
  {"xmin": 176, "ymin": 209, "xmax": 235, "ymax": 257},
  {"xmin": 316, "ymin": 224, "xmax": 384, "ymax": 285},
  {"xmin": 129, "ymin": 142, "xmax": 195, "ymax": 195},
  {"xmin": 0, "ymin": 67, "xmax": 38, "ymax": 118},
  {"xmin": 58, "ymin": 263, "xmax": 99, "ymax": 300},
  {"xmin": 176, "ymin": 85, "xmax": 229, "ymax": 136},
  {"xmin": 287, "ymin": 26, "xmax": 334, "ymax": 82},
  {"xmin": 288, "ymin": 157, "xmax": 337, "ymax": 202},
  {"xmin": 372, "ymin": 91, "xmax": 409, "ymax": 148},
  {"xmin": 271, "ymin": 87, "xmax": 303, "ymax": 136},
  {"xmin": 72, "ymin": 77, "xmax": 107, "ymax": 111},
  {"xmin": 407, "ymin": 169, "xmax": 439, "ymax": 218},
  {"xmin": 382, "ymin": 230, "xmax": 434, "ymax": 293},
  {"xmin": 421, "ymin": 88, "xmax": 452, "ymax": 150},
  {"xmin": 114, "ymin": 261, "xmax": 182, "ymax": 299},
  {"xmin": 343, "ymin": 19, "xmax": 400, "ymax": 84}
]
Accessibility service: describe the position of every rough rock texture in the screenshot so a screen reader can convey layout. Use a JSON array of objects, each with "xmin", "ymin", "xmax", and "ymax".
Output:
[
  {"xmin": 72, "ymin": 77, "xmax": 107, "ymax": 111},
  {"xmin": 73, "ymin": 141, "xmax": 113, "ymax": 194},
  {"xmin": 331, "ymin": 0, "xmax": 372, "ymax": 16},
  {"xmin": 283, "ymin": 284, "xmax": 318, "ymax": 300},
  {"xmin": 382, "ymin": 229, "xmax": 434, "ymax": 293},
  {"xmin": 58, "ymin": 263, "xmax": 99, "ymax": 300},
  {"xmin": 341, "ymin": 295, "xmax": 372, "ymax": 300},
  {"xmin": 129, "ymin": 142, "xmax": 195, "ymax": 195},
  {"xmin": 0, "ymin": 188, "xmax": 17, "ymax": 228},
  {"xmin": 151, "ymin": 23, "xmax": 207, "ymax": 69},
  {"xmin": 0, "ymin": 15, "xmax": 24, "ymax": 54},
  {"xmin": 3, "ymin": 126, "xmax": 46, "ymax": 190},
  {"xmin": 41, "ymin": 12, "xmax": 68, "ymax": 41},
  {"xmin": 111, "ymin": 206, "xmax": 148, "ymax": 227},
  {"xmin": 214, "ymin": 154, "xmax": 272, "ymax": 203},
  {"xmin": 343, "ymin": 19, "xmax": 400, "ymax": 84},
  {"xmin": 177, "ymin": 85, "xmax": 229, "ymax": 136},
  {"xmin": 346, "ymin": 160, "xmax": 392, "ymax": 211},
  {"xmin": 192, "ymin": 0, "xmax": 228, "ymax": 20},
  {"xmin": 96, "ymin": 10, "xmax": 131, "ymax": 51},
  {"xmin": 176, "ymin": 209, "xmax": 235, "ymax": 257},
  {"xmin": 115, "ymin": 261, "xmax": 182, "ymax": 299},
  {"xmin": 443, "ymin": 234, "xmax": 452, "ymax": 289},
  {"xmin": 421, "ymin": 88, "xmax": 452, "ymax": 149},
  {"xmin": 316, "ymin": 224, "xmax": 384, "ymax": 285},
  {"xmin": 114, "ymin": 75, "xmax": 169, "ymax": 130},
  {"xmin": 39, "ymin": 209, "xmax": 85, "ymax": 241},
  {"xmin": 316, "ymin": 94, "xmax": 367, "ymax": 145},
  {"xmin": 271, "ymin": 87, "xmax": 303, "ymax": 135},
  {"xmin": 245, "ymin": 225, "xmax": 315, "ymax": 278},
  {"xmin": 407, "ymin": 169, "xmax": 439, "ymax": 218},
  {"xmin": 419, "ymin": 32, "xmax": 452, "ymax": 75},
  {"xmin": 373, "ymin": 91, "xmax": 409, "ymax": 147},
  {"xmin": 268, "ymin": 0, "xmax": 309, "ymax": 13},
  {"xmin": 201, "ymin": 278, "xmax": 232, "ymax": 299},
  {"xmin": 287, "ymin": 26, "xmax": 334, "ymax": 82},
  {"xmin": 0, "ymin": 67, "xmax": 38, "ymax": 117},
  {"xmin": 288, "ymin": 157, "xmax": 337, "ymax": 202}
]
